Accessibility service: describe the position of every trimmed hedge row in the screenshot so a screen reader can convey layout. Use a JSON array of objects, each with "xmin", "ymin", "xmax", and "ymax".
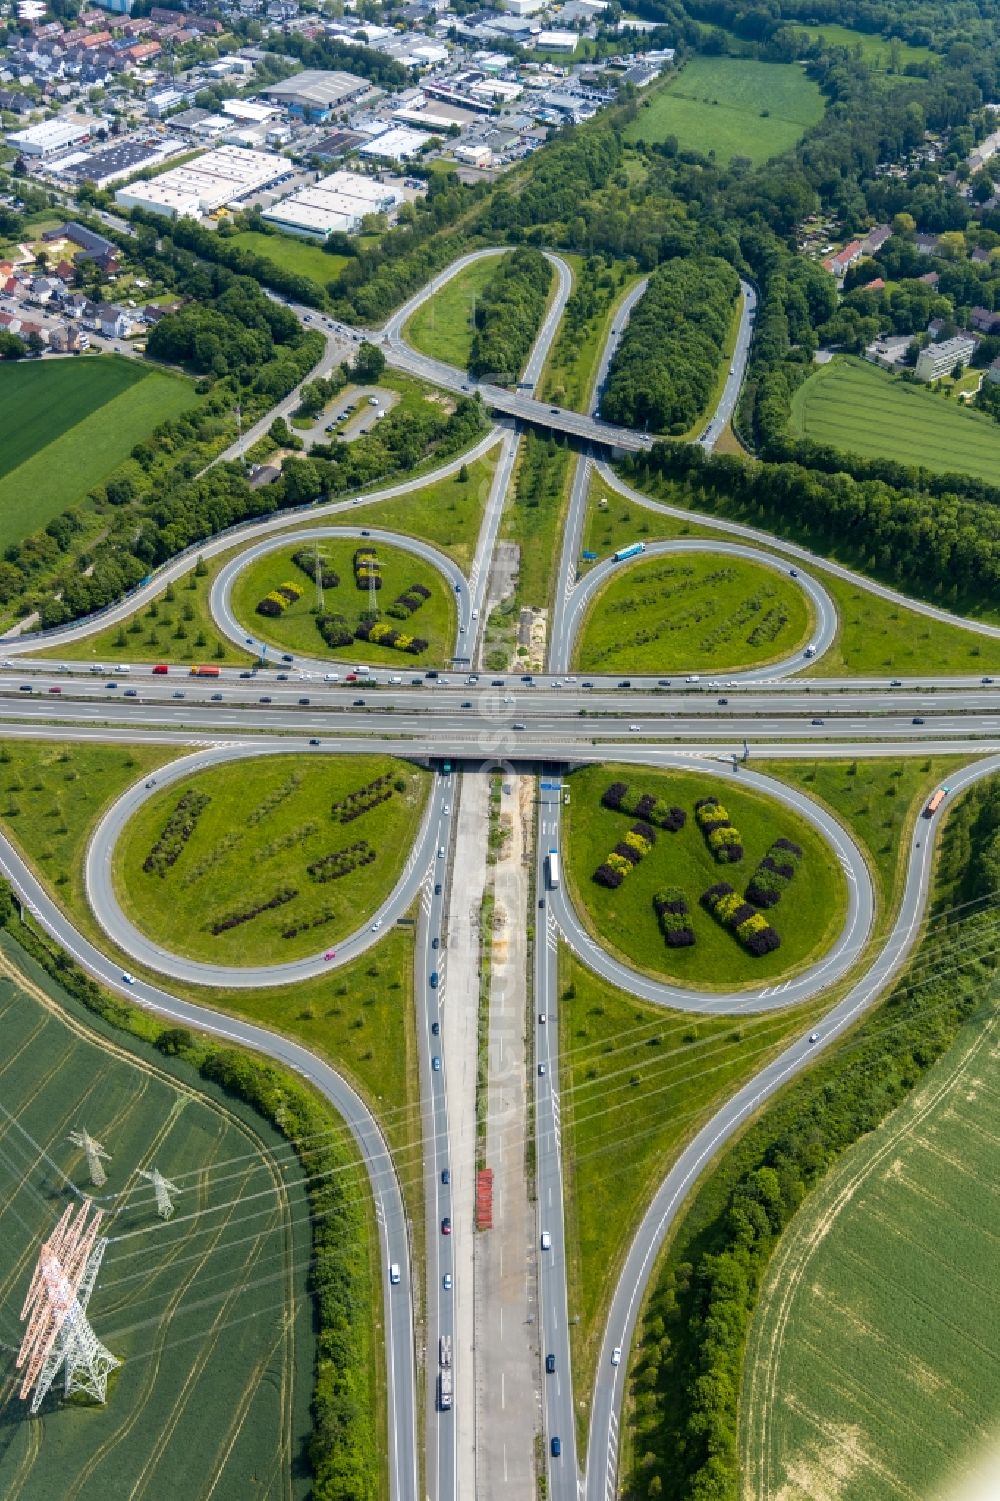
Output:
[
  {"xmin": 144, "ymin": 790, "xmax": 211, "ymax": 877},
  {"xmin": 331, "ymin": 773, "xmax": 396, "ymax": 824},
  {"xmin": 210, "ymin": 885, "xmax": 298, "ymax": 934},
  {"xmin": 654, "ymin": 886, "xmax": 695, "ymax": 948},
  {"xmin": 281, "ymin": 902, "xmax": 337, "ymax": 940},
  {"xmin": 702, "ymin": 881, "xmax": 780, "ymax": 956},
  {"xmin": 386, "ymin": 581, "xmax": 431, "ymax": 621},
  {"xmin": 307, "ymin": 840, "xmax": 377, "ymax": 884},
  {"xmin": 354, "ymin": 546, "xmax": 382, "ymax": 592},
  {"xmin": 594, "ymin": 820, "xmax": 657, "ymax": 889},
  {"xmin": 292, "ymin": 548, "xmax": 340, "ymax": 589},
  {"xmin": 746, "ymin": 837, "xmax": 803, "ymax": 910},
  {"xmin": 355, "ymin": 620, "xmax": 429, "ymax": 654},
  {"xmin": 602, "ymin": 781, "xmax": 687, "ymax": 833},
  {"xmin": 316, "ymin": 611, "xmax": 354, "ymax": 649},
  {"xmin": 256, "ymin": 580, "xmax": 304, "ymax": 618},
  {"xmin": 695, "ymin": 797, "xmax": 743, "ymax": 864}
]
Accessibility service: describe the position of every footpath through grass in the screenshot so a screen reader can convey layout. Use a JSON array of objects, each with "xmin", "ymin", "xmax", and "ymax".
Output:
[
  {"xmin": 790, "ymin": 356, "xmax": 1000, "ymax": 487},
  {"xmin": 114, "ymin": 753, "xmax": 430, "ymax": 966},
  {"xmin": 230, "ymin": 537, "xmax": 456, "ymax": 665},
  {"xmin": 562, "ymin": 763, "xmax": 845, "ymax": 991},
  {"xmin": 0, "ymin": 358, "xmax": 198, "ymax": 549},
  {"xmin": 0, "ymin": 934, "xmax": 316, "ymax": 1501},
  {"xmin": 741, "ymin": 1009, "xmax": 1000, "ymax": 1501},
  {"xmin": 573, "ymin": 549, "xmax": 812, "ymax": 673},
  {"xmin": 624, "ymin": 56, "xmax": 825, "ymax": 164},
  {"xmin": 404, "ymin": 254, "xmax": 504, "ymax": 370}
]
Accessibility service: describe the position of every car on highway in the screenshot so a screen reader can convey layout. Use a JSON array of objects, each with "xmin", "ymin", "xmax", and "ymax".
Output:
[
  {"xmin": 121, "ymin": 972, "xmax": 136, "ymax": 986},
  {"xmin": 809, "ymin": 1031, "xmax": 820, "ymax": 1044},
  {"xmin": 442, "ymin": 1168, "xmax": 450, "ymax": 1185},
  {"xmin": 276, "ymin": 673, "xmax": 288, "ymax": 682},
  {"xmin": 172, "ymin": 690, "xmax": 185, "ymax": 699},
  {"xmin": 540, "ymin": 1230, "xmax": 551, "ymax": 1250},
  {"xmin": 460, "ymin": 700, "xmax": 472, "ymax": 708},
  {"xmin": 309, "ymin": 737, "xmax": 321, "ymax": 746},
  {"xmin": 686, "ymin": 674, "xmax": 700, "ymax": 684},
  {"xmin": 789, "ymin": 568, "xmax": 798, "ymax": 577},
  {"xmin": 629, "ymin": 723, "xmax": 641, "ymax": 732},
  {"xmin": 982, "ymin": 675, "xmax": 995, "ymax": 685},
  {"xmin": 104, "ymin": 682, "xmax": 117, "ymax": 690},
  {"xmin": 811, "ymin": 717, "xmax": 824, "ymax": 726},
  {"xmin": 432, "ymin": 1055, "xmax": 442, "ymax": 1071},
  {"xmin": 538, "ymin": 1062, "xmax": 547, "ymax": 1076},
  {"xmin": 513, "ymin": 721, "xmax": 526, "ymax": 730},
  {"xmin": 717, "ymin": 696, "xmax": 728, "ymax": 706},
  {"xmin": 658, "ymin": 678, "xmax": 671, "ymax": 687},
  {"xmin": 434, "ymin": 883, "xmax": 442, "ymax": 895},
  {"xmin": 372, "ymin": 918, "xmax": 382, "ymax": 932},
  {"xmin": 390, "ymin": 1263, "xmax": 401, "ymax": 1285},
  {"xmin": 912, "ymin": 716, "xmax": 925, "ymax": 724},
  {"xmin": 492, "ymin": 678, "xmax": 505, "ymax": 687},
  {"xmin": 430, "ymin": 971, "xmax": 439, "ymax": 989},
  {"xmin": 431, "ymin": 1021, "xmax": 440, "ymax": 1036},
  {"xmin": 260, "ymin": 696, "xmax": 272, "ymax": 704},
  {"xmin": 240, "ymin": 671, "xmax": 253, "ymax": 679},
  {"xmin": 431, "ymin": 936, "xmax": 440, "ymax": 949},
  {"xmin": 612, "ymin": 1347, "xmax": 622, "ymax": 1366},
  {"xmin": 545, "ymin": 1354, "xmax": 556, "ymax": 1374},
  {"xmin": 618, "ymin": 680, "xmax": 632, "ymax": 688},
  {"xmin": 551, "ymin": 1437, "xmax": 561, "ymax": 1458},
  {"xmin": 324, "ymin": 949, "xmax": 337, "ymax": 960},
  {"xmin": 443, "ymin": 1273, "xmax": 452, "ymax": 1291},
  {"xmin": 281, "ymin": 653, "xmax": 293, "ymax": 663},
  {"xmin": 211, "ymin": 692, "xmax": 222, "ymax": 700},
  {"xmin": 538, "ymin": 1012, "xmax": 546, "ymax": 1024},
  {"xmin": 441, "ymin": 1217, "xmax": 451, "ymax": 1235},
  {"xmin": 48, "ymin": 684, "xmax": 61, "ymax": 694},
  {"xmin": 353, "ymin": 698, "xmax": 366, "ymax": 706},
  {"xmin": 437, "ymin": 846, "xmax": 445, "ymax": 858}
]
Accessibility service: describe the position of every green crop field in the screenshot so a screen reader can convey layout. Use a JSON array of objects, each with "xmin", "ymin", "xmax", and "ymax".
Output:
[
  {"xmin": 790, "ymin": 356, "xmax": 1000, "ymax": 486},
  {"xmin": 562, "ymin": 763, "xmax": 845, "ymax": 989},
  {"xmin": 623, "ymin": 57, "xmax": 825, "ymax": 164},
  {"xmin": 741, "ymin": 1010, "xmax": 1000, "ymax": 1501},
  {"xmin": 404, "ymin": 255, "xmax": 505, "ymax": 369},
  {"xmin": 0, "ymin": 936, "xmax": 315, "ymax": 1500},
  {"xmin": 115, "ymin": 754, "xmax": 429, "ymax": 966},
  {"xmin": 230, "ymin": 538, "xmax": 456, "ymax": 665},
  {"xmin": 228, "ymin": 229, "xmax": 348, "ymax": 287},
  {"xmin": 572, "ymin": 551, "xmax": 812, "ymax": 673},
  {"xmin": 0, "ymin": 359, "xmax": 197, "ymax": 549}
]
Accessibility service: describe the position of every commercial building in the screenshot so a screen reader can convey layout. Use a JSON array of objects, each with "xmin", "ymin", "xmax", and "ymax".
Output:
[
  {"xmin": 358, "ymin": 126, "xmax": 431, "ymax": 161},
  {"xmin": 8, "ymin": 119, "xmax": 94, "ymax": 158},
  {"xmin": 115, "ymin": 144, "xmax": 292, "ymax": 219},
  {"xmin": 497, "ymin": 0, "xmax": 546, "ymax": 13},
  {"xmin": 261, "ymin": 69, "xmax": 370, "ymax": 119},
  {"xmin": 453, "ymin": 142, "xmax": 493, "ymax": 167},
  {"xmin": 262, "ymin": 169, "xmax": 403, "ymax": 238},
  {"xmin": 59, "ymin": 138, "xmax": 176, "ymax": 188},
  {"xmin": 915, "ymin": 334, "xmax": 977, "ymax": 382},
  {"xmin": 534, "ymin": 29, "xmax": 579, "ymax": 51}
]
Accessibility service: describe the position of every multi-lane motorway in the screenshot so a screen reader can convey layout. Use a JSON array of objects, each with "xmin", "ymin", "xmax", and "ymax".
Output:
[{"xmin": 4, "ymin": 247, "xmax": 1000, "ymax": 1501}]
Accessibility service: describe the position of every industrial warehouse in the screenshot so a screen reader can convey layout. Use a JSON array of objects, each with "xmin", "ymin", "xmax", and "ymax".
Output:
[{"xmin": 262, "ymin": 169, "xmax": 403, "ymax": 237}]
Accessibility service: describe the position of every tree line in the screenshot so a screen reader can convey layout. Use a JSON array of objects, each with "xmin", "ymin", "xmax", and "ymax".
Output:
[
  {"xmin": 468, "ymin": 247, "xmax": 552, "ymax": 384},
  {"xmin": 624, "ymin": 770, "xmax": 1000, "ymax": 1501},
  {"xmin": 600, "ymin": 256, "xmax": 739, "ymax": 433}
]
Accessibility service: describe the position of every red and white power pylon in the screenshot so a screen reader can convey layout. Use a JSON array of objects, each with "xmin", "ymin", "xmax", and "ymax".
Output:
[{"xmin": 16, "ymin": 1201, "xmax": 120, "ymax": 1414}]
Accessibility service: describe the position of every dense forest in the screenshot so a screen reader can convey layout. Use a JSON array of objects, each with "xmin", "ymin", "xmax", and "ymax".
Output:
[
  {"xmin": 468, "ymin": 246, "xmax": 553, "ymax": 383},
  {"xmin": 600, "ymin": 257, "xmax": 739, "ymax": 433}
]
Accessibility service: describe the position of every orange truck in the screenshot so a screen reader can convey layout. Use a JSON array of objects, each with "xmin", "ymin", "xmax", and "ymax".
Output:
[
  {"xmin": 189, "ymin": 665, "xmax": 221, "ymax": 678},
  {"xmin": 924, "ymin": 787, "xmax": 949, "ymax": 818}
]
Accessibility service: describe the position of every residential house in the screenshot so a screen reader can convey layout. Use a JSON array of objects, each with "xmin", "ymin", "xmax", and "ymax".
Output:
[
  {"xmin": 98, "ymin": 306, "xmax": 131, "ymax": 338},
  {"xmin": 915, "ymin": 333, "xmax": 976, "ymax": 381},
  {"xmin": 986, "ymin": 357, "xmax": 1000, "ymax": 385},
  {"xmin": 918, "ymin": 270, "xmax": 940, "ymax": 287},
  {"xmin": 821, "ymin": 239, "xmax": 863, "ymax": 279},
  {"xmin": 970, "ymin": 305, "xmax": 1000, "ymax": 333},
  {"xmin": 914, "ymin": 232, "xmax": 940, "ymax": 255},
  {"xmin": 860, "ymin": 223, "xmax": 891, "ymax": 256},
  {"xmin": 971, "ymin": 247, "xmax": 991, "ymax": 264}
]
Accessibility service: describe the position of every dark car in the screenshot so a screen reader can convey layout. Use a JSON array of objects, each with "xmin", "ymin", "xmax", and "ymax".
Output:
[
  {"xmin": 492, "ymin": 679, "xmax": 505, "ymax": 686},
  {"xmin": 18, "ymin": 683, "xmax": 31, "ymax": 692},
  {"xmin": 239, "ymin": 671, "xmax": 253, "ymax": 678},
  {"xmin": 360, "ymin": 529, "xmax": 370, "ymax": 537},
  {"xmin": 434, "ymin": 882, "xmax": 442, "ymax": 895},
  {"xmin": 276, "ymin": 673, "xmax": 289, "ymax": 682},
  {"xmin": 105, "ymin": 682, "xmax": 118, "ymax": 689},
  {"xmin": 717, "ymin": 696, "xmax": 728, "ymax": 705},
  {"xmin": 429, "ymin": 971, "xmax": 439, "ymax": 989},
  {"xmin": 298, "ymin": 697, "xmax": 310, "ymax": 705},
  {"xmin": 432, "ymin": 936, "xmax": 439, "ymax": 949},
  {"xmin": 441, "ymin": 1217, "xmax": 451, "ymax": 1235},
  {"xmin": 259, "ymin": 696, "xmax": 272, "ymax": 704},
  {"xmin": 545, "ymin": 1354, "xmax": 556, "ymax": 1374},
  {"xmin": 431, "ymin": 1020, "xmax": 440, "ymax": 1036},
  {"xmin": 441, "ymin": 1168, "xmax": 450, "ymax": 1185},
  {"xmin": 811, "ymin": 717, "xmax": 824, "ymax": 726},
  {"xmin": 426, "ymin": 670, "xmax": 439, "ymax": 680},
  {"xmin": 461, "ymin": 700, "xmax": 472, "ymax": 709},
  {"xmin": 618, "ymin": 680, "xmax": 632, "ymax": 689},
  {"xmin": 309, "ymin": 737, "xmax": 321, "ymax": 745},
  {"xmin": 281, "ymin": 653, "xmax": 293, "ymax": 663},
  {"xmin": 211, "ymin": 692, "xmax": 222, "ymax": 700},
  {"xmin": 982, "ymin": 675, "xmax": 995, "ymax": 685},
  {"xmin": 912, "ymin": 715, "xmax": 926, "ymax": 724},
  {"xmin": 551, "ymin": 1437, "xmax": 562, "ymax": 1458},
  {"xmin": 550, "ymin": 407, "xmax": 559, "ymax": 415},
  {"xmin": 353, "ymin": 697, "xmax": 366, "ymax": 706},
  {"xmin": 658, "ymin": 678, "xmax": 671, "ymax": 686}
]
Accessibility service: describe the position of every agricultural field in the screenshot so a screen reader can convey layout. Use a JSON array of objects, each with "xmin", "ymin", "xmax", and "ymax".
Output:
[
  {"xmin": 572, "ymin": 550, "xmax": 812, "ymax": 673},
  {"xmin": 790, "ymin": 356, "xmax": 1000, "ymax": 486},
  {"xmin": 0, "ymin": 359, "xmax": 197, "ymax": 549},
  {"xmin": 562, "ymin": 763, "xmax": 845, "ymax": 989},
  {"xmin": 228, "ymin": 229, "xmax": 348, "ymax": 287},
  {"xmin": 230, "ymin": 537, "xmax": 456, "ymax": 665},
  {"xmin": 559, "ymin": 946, "xmax": 821, "ymax": 1435},
  {"xmin": 623, "ymin": 57, "xmax": 825, "ymax": 165},
  {"xmin": 403, "ymin": 255, "xmax": 504, "ymax": 369},
  {"xmin": 0, "ymin": 936, "xmax": 315, "ymax": 1501},
  {"xmin": 114, "ymin": 754, "xmax": 429, "ymax": 966},
  {"xmin": 741, "ymin": 1010, "xmax": 1000, "ymax": 1501}
]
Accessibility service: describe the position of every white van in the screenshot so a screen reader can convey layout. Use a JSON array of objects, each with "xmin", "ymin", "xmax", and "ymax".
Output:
[
  {"xmin": 114, "ymin": 664, "xmax": 131, "ymax": 674},
  {"xmin": 390, "ymin": 1263, "xmax": 401, "ymax": 1285},
  {"xmin": 324, "ymin": 673, "xmax": 340, "ymax": 683}
]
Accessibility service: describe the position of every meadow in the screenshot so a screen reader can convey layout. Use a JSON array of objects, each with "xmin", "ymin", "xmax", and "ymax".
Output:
[
  {"xmin": 403, "ymin": 254, "xmax": 504, "ymax": 370},
  {"xmin": 230, "ymin": 537, "xmax": 456, "ymax": 665},
  {"xmin": 741, "ymin": 1011, "xmax": 1000, "ymax": 1501},
  {"xmin": 789, "ymin": 356, "xmax": 1000, "ymax": 486},
  {"xmin": 623, "ymin": 57, "xmax": 825, "ymax": 164},
  {"xmin": 792, "ymin": 20, "xmax": 936, "ymax": 68},
  {"xmin": 0, "ymin": 358, "xmax": 197, "ymax": 549},
  {"xmin": 114, "ymin": 754, "xmax": 430, "ymax": 966},
  {"xmin": 228, "ymin": 228, "xmax": 348, "ymax": 287},
  {"xmin": 538, "ymin": 257, "xmax": 643, "ymax": 414},
  {"xmin": 0, "ymin": 938, "xmax": 316, "ymax": 1501},
  {"xmin": 572, "ymin": 550, "xmax": 812, "ymax": 673},
  {"xmin": 562, "ymin": 763, "xmax": 845, "ymax": 990}
]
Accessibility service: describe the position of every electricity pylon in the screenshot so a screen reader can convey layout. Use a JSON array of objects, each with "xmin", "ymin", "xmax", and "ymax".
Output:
[
  {"xmin": 138, "ymin": 1167, "xmax": 182, "ymax": 1221},
  {"xmin": 16, "ymin": 1201, "xmax": 120, "ymax": 1413},
  {"xmin": 67, "ymin": 1129, "xmax": 111, "ymax": 1188}
]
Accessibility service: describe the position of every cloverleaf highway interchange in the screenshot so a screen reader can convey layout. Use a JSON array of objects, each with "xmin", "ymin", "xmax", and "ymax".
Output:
[{"xmin": 1, "ymin": 13, "xmax": 1000, "ymax": 1501}]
